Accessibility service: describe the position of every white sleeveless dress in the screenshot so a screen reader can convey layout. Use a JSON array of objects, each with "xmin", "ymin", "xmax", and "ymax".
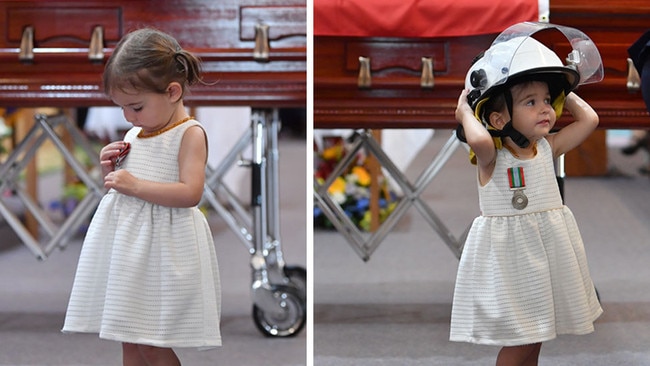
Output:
[
  {"xmin": 450, "ymin": 138, "xmax": 602, "ymax": 346},
  {"xmin": 63, "ymin": 120, "xmax": 221, "ymax": 349}
]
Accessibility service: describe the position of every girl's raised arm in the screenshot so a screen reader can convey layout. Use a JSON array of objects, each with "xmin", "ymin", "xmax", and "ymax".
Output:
[
  {"xmin": 456, "ymin": 89, "xmax": 497, "ymax": 183},
  {"xmin": 547, "ymin": 92, "xmax": 599, "ymax": 158}
]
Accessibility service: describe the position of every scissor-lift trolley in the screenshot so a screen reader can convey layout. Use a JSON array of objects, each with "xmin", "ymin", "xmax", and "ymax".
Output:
[{"xmin": 201, "ymin": 108, "xmax": 306, "ymax": 337}]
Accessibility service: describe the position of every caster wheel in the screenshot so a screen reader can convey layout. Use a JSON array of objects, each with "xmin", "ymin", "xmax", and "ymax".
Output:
[{"xmin": 252, "ymin": 285, "xmax": 306, "ymax": 337}]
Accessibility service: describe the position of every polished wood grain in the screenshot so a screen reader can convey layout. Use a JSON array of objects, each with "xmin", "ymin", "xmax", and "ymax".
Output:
[
  {"xmin": 314, "ymin": 0, "xmax": 650, "ymax": 129},
  {"xmin": 0, "ymin": 0, "xmax": 306, "ymax": 107}
]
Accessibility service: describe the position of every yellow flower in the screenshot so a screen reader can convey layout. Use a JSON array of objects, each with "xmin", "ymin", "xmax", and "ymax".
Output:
[
  {"xmin": 328, "ymin": 176, "xmax": 347, "ymax": 204},
  {"xmin": 322, "ymin": 145, "xmax": 343, "ymax": 161},
  {"xmin": 328, "ymin": 176, "xmax": 346, "ymax": 195},
  {"xmin": 351, "ymin": 166, "xmax": 371, "ymax": 186}
]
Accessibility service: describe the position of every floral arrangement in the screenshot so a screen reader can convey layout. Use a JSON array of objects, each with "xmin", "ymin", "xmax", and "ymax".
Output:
[
  {"xmin": 0, "ymin": 115, "xmax": 12, "ymax": 156},
  {"xmin": 314, "ymin": 135, "xmax": 398, "ymax": 231}
]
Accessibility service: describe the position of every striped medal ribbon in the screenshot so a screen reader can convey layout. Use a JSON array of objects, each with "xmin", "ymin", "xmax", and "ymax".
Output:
[{"xmin": 507, "ymin": 167, "xmax": 528, "ymax": 210}]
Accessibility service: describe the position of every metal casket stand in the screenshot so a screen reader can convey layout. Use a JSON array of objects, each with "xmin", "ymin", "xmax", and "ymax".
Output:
[{"xmin": 202, "ymin": 108, "xmax": 306, "ymax": 337}]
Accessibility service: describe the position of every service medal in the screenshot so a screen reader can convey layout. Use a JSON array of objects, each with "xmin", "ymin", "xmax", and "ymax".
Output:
[
  {"xmin": 507, "ymin": 166, "xmax": 528, "ymax": 210},
  {"xmin": 511, "ymin": 190, "xmax": 528, "ymax": 210}
]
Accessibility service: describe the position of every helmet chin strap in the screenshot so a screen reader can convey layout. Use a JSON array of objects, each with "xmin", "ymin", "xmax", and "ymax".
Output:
[
  {"xmin": 488, "ymin": 89, "xmax": 531, "ymax": 148},
  {"xmin": 498, "ymin": 121, "xmax": 530, "ymax": 148}
]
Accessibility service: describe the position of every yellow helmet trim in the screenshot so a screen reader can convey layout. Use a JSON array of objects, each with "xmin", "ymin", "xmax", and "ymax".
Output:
[{"xmin": 552, "ymin": 90, "xmax": 566, "ymax": 118}]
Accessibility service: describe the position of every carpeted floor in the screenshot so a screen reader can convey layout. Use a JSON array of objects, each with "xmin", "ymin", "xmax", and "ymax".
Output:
[
  {"xmin": 314, "ymin": 130, "xmax": 650, "ymax": 366},
  {"xmin": 3, "ymin": 127, "xmax": 650, "ymax": 365}
]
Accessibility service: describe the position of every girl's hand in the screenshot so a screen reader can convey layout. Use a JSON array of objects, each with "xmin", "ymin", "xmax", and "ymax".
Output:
[
  {"xmin": 99, "ymin": 141, "xmax": 130, "ymax": 177},
  {"xmin": 455, "ymin": 89, "xmax": 475, "ymax": 123},
  {"xmin": 104, "ymin": 168, "xmax": 138, "ymax": 195}
]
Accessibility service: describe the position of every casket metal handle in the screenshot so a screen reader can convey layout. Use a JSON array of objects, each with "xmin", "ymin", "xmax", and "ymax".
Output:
[
  {"xmin": 19, "ymin": 26, "xmax": 34, "ymax": 62},
  {"xmin": 358, "ymin": 56, "xmax": 371, "ymax": 88},
  {"xmin": 421, "ymin": 57, "xmax": 434, "ymax": 89},
  {"xmin": 20, "ymin": 25, "xmax": 105, "ymax": 63},
  {"xmin": 627, "ymin": 57, "xmax": 641, "ymax": 93},
  {"xmin": 88, "ymin": 25, "xmax": 104, "ymax": 62},
  {"xmin": 254, "ymin": 22, "xmax": 270, "ymax": 62}
]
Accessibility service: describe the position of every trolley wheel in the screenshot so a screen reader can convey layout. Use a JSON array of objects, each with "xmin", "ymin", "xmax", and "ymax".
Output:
[{"xmin": 252, "ymin": 285, "xmax": 306, "ymax": 337}]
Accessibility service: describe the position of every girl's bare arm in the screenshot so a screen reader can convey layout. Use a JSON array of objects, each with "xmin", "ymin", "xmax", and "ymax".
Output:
[
  {"xmin": 456, "ymin": 89, "xmax": 497, "ymax": 183},
  {"xmin": 547, "ymin": 92, "xmax": 599, "ymax": 158}
]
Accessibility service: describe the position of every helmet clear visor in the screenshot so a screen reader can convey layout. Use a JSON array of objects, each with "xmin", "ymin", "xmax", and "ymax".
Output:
[{"xmin": 490, "ymin": 22, "xmax": 603, "ymax": 86}]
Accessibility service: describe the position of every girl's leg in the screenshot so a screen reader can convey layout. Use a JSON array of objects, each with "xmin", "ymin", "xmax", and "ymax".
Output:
[
  {"xmin": 496, "ymin": 343, "xmax": 542, "ymax": 366},
  {"xmin": 522, "ymin": 343, "xmax": 542, "ymax": 366},
  {"xmin": 122, "ymin": 343, "xmax": 147, "ymax": 366},
  {"xmin": 137, "ymin": 344, "xmax": 181, "ymax": 366}
]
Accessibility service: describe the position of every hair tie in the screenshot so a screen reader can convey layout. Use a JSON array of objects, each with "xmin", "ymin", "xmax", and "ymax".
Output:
[{"xmin": 174, "ymin": 51, "xmax": 187, "ymax": 74}]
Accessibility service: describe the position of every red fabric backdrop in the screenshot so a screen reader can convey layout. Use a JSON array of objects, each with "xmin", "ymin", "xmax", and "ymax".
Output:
[{"xmin": 314, "ymin": 0, "xmax": 539, "ymax": 38}]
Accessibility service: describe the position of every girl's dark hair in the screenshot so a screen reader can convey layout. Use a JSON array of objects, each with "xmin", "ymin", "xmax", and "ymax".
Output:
[
  {"xmin": 103, "ymin": 28, "xmax": 202, "ymax": 97},
  {"xmin": 481, "ymin": 92, "xmax": 507, "ymax": 125}
]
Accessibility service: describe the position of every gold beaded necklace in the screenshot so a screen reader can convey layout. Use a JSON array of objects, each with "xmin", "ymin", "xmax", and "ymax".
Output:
[{"xmin": 137, "ymin": 116, "xmax": 194, "ymax": 138}]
